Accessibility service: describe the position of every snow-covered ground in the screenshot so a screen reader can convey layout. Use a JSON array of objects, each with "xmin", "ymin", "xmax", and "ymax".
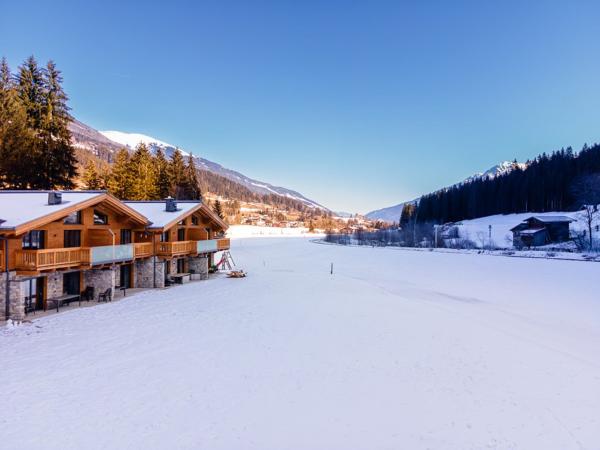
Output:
[
  {"xmin": 2, "ymin": 238, "xmax": 599, "ymax": 449},
  {"xmin": 227, "ymin": 224, "xmax": 323, "ymax": 238}
]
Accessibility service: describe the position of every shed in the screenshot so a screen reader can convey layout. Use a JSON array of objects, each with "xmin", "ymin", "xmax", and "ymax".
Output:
[{"xmin": 511, "ymin": 216, "xmax": 574, "ymax": 249}]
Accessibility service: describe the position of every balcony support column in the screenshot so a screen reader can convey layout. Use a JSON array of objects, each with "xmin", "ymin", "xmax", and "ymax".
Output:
[
  {"xmin": 0, "ymin": 271, "xmax": 23, "ymax": 321},
  {"xmin": 188, "ymin": 255, "xmax": 209, "ymax": 281}
]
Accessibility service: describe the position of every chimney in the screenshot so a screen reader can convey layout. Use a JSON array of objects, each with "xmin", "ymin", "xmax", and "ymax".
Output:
[
  {"xmin": 48, "ymin": 192, "xmax": 62, "ymax": 205},
  {"xmin": 165, "ymin": 197, "xmax": 177, "ymax": 212}
]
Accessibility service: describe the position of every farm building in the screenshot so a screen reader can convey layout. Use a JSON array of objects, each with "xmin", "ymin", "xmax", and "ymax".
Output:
[{"xmin": 510, "ymin": 216, "xmax": 574, "ymax": 249}]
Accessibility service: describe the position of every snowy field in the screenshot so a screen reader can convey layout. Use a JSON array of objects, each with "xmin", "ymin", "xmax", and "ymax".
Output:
[{"xmin": 1, "ymin": 238, "xmax": 599, "ymax": 449}]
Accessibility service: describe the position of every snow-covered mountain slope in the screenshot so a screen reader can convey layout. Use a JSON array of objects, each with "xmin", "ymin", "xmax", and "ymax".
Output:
[
  {"xmin": 99, "ymin": 129, "xmax": 327, "ymax": 210},
  {"xmin": 366, "ymin": 161, "xmax": 527, "ymax": 222}
]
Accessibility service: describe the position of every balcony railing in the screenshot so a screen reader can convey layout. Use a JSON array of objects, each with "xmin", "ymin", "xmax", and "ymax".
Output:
[
  {"xmin": 156, "ymin": 240, "xmax": 195, "ymax": 257},
  {"xmin": 15, "ymin": 248, "xmax": 91, "ymax": 272},
  {"xmin": 90, "ymin": 244, "xmax": 134, "ymax": 265},
  {"xmin": 197, "ymin": 238, "xmax": 230, "ymax": 254},
  {"xmin": 134, "ymin": 242, "xmax": 153, "ymax": 259}
]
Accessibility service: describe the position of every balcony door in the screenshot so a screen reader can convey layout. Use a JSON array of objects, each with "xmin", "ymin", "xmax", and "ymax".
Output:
[
  {"xmin": 64, "ymin": 230, "xmax": 81, "ymax": 248},
  {"xmin": 177, "ymin": 228, "xmax": 186, "ymax": 241},
  {"xmin": 120, "ymin": 229, "xmax": 132, "ymax": 245},
  {"xmin": 120, "ymin": 264, "xmax": 132, "ymax": 288},
  {"xmin": 22, "ymin": 277, "xmax": 44, "ymax": 313}
]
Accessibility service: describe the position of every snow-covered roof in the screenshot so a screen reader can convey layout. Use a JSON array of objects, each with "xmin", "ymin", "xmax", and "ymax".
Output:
[
  {"xmin": 0, "ymin": 191, "xmax": 105, "ymax": 230},
  {"xmin": 531, "ymin": 216, "xmax": 574, "ymax": 223},
  {"xmin": 123, "ymin": 201, "xmax": 201, "ymax": 229}
]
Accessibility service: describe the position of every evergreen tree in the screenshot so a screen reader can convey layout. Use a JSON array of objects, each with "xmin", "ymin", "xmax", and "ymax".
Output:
[
  {"xmin": 0, "ymin": 58, "xmax": 35, "ymax": 188},
  {"xmin": 37, "ymin": 60, "xmax": 77, "ymax": 189},
  {"xmin": 213, "ymin": 199, "xmax": 224, "ymax": 219},
  {"xmin": 154, "ymin": 147, "xmax": 171, "ymax": 199},
  {"xmin": 129, "ymin": 143, "xmax": 158, "ymax": 200},
  {"xmin": 108, "ymin": 148, "xmax": 133, "ymax": 199},
  {"xmin": 182, "ymin": 152, "xmax": 202, "ymax": 200},
  {"xmin": 82, "ymin": 160, "xmax": 102, "ymax": 190},
  {"xmin": 169, "ymin": 148, "xmax": 186, "ymax": 198}
]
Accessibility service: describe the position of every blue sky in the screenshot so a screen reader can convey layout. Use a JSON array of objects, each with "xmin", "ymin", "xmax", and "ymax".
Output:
[{"xmin": 2, "ymin": 1, "xmax": 600, "ymax": 213}]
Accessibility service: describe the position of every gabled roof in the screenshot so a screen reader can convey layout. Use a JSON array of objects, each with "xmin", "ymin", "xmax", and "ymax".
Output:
[
  {"xmin": 0, "ymin": 191, "xmax": 149, "ymax": 235},
  {"xmin": 123, "ymin": 200, "xmax": 228, "ymax": 231}
]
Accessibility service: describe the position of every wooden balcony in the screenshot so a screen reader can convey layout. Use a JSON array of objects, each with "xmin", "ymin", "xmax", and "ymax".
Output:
[
  {"xmin": 156, "ymin": 241, "xmax": 195, "ymax": 258},
  {"xmin": 15, "ymin": 248, "xmax": 91, "ymax": 272},
  {"xmin": 216, "ymin": 238, "xmax": 230, "ymax": 251},
  {"xmin": 134, "ymin": 242, "xmax": 154, "ymax": 259}
]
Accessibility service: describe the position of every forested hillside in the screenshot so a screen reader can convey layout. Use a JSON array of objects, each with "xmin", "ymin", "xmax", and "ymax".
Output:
[{"xmin": 411, "ymin": 145, "xmax": 600, "ymax": 224}]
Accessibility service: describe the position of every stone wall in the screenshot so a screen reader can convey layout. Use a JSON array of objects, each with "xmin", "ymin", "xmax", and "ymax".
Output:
[
  {"xmin": 47, "ymin": 273, "xmax": 63, "ymax": 299},
  {"xmin": 135, "ymin": 257, "xmax": 159, "ymax": 289},
  {"xmin": 84, "ymin": 267, "xmax": 116, "ymax": 301},
  {"xmin": 188, "ymin": 255, "xmax": 209, "ymax": 280},
  {"xmin": 0, "ymin": 271, "xmax": 24, "ymax": 321}
]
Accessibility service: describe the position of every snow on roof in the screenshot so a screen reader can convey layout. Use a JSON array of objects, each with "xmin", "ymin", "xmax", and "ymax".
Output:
[
  {"xmin": 0, "ymin": 191, "xmax": 104, "ymax": 229},
  {"xmin": 123, "ymin": 201, "xmax": 200, "ymax": 228},
  {"xmin": 531, "ymin": 216, "xmax": 574, "ymax": 223}
]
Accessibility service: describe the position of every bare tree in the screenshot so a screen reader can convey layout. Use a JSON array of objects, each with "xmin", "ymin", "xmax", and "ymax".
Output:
[{"xmin": 570, "ymin": 174, "xmax": 600, "ymax": 251}]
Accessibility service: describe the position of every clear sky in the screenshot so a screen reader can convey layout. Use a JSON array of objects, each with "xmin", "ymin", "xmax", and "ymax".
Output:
[{"xmin": 2, "ymin": 1, "xmax": 600, "ymax": 213}]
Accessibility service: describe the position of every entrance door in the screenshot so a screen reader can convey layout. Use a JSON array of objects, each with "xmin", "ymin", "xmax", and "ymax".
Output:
[
  {"xmin": 176, "ymin": 258, "xmax": 186, "ymax": 273},
  {"xmin": 22, "ymin": 277, "xmax": 44, "ymax": 313},
  {"xmin": 120, "ymin": 264, "xmax": 132, "ymax": 288},
  {"xmin": 63, "ymin": 271, "xmax": 81, "ymax": 295}
]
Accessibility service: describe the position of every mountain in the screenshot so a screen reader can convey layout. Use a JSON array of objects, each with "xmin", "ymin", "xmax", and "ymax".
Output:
[
  {"xmin": 366, "ymin": 161, "xmax": 526, "ymax": 222},
  {"xmin": 67, "ymin": 120, "xmax": 327, "ymax": 210}
]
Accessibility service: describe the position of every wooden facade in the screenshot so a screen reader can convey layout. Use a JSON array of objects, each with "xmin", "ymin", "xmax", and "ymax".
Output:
[{"xmin": 0, "ymin": 192, "xmax": 230, "ymax": 319}]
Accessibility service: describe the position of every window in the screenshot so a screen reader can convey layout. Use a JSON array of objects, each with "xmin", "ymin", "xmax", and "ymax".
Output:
[
  {"xmin": 93, "ymin": 210, "xmax": 108, "ymax": 225},
  {"xmin": 22, "ymin": 231, "xmax": 45, "ymax": 249},
  {"xmin": 178, "ymin": 219, "xmax": 187, "ymax": 226},
  {"xmin": 64, "ymin": 230, "xmax": 81, "ymax": 248},
  {"xmin": 191, "ymin": 216, "xmax": 199, "ymax": 226},
  {"xmin": 120, "ymin": 229, "xmax": 132, "ymax": 245},
  {"xmin": 177, "ymin": 228, "xmax": 186, "ymax": 241},
  {"xmin": 63, "ymin": 211, "xmax": 81, "ymax": 225},
  {"xmin": 160, "ymin": 231, "xmax": 170, "ymax": 242}
]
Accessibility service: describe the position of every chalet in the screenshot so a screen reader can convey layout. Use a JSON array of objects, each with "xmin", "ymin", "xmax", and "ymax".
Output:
[
  {"xmin": 123, "ymin": 199, "xmax": 229, "ymax": 286},
  {"xmin": 1, "ymin": 192, "xmax": 229, "ymax": 321},
  {"xmin": 511, "ymin": 216, "xmax": 574, "ymax": 249}
]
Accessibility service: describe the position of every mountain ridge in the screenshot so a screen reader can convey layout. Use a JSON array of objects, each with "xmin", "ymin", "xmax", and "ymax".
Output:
[{"xmin": 365, "ymin": 161, "xmax": 526, "ymax": 222}]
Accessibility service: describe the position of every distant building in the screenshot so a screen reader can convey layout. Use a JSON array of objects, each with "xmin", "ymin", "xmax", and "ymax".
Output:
[{"xmin": 511, "ymin": 216, "xmax": 574, "ymax": 249}]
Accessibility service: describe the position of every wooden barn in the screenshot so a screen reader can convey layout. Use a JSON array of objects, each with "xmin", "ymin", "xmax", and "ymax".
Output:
[{"xmin": 511, "ymin": 216, "xmax": 574, "ymax": 249}]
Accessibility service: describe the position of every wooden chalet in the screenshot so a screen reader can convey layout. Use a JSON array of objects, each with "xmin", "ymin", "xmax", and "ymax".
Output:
[
  {"xmin": 511, "ymin": 216, "xmax": 574, "ymax": 249},
  {"xmin": 1, "ymin": 192, "xmax": 229, "ymax": 320}
]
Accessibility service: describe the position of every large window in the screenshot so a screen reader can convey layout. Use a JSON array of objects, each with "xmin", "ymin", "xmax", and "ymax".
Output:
[
  {"xmin": 63, "ymin": 211, "xmax": 81, "ymax": 225},
  {"xmin": 191, "ymin": 216, "xmax": 199, "ymax": 226},
  {"xmin": 22, "ymin": 230, "xmax": 45, "ymax": 249},
  {"xmin": 64, "ymin": 230, "xmax": 81, "ymax": 248},
  {"xmin": 160, "ymin": 231, "xmax": 170, "ymax": 242},
  {"xmin": 93, "ymin": 210, "xmax": 108, "ymax": 225}
]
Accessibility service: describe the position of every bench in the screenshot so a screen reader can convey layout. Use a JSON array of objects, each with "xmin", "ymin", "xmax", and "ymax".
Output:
[
  {"xmin": 46, "ymin": 294, "xmax": 81, "ymax": 312},
  {"xmin": 171, "ymin": 273, "xmax": 191, "ymax": 284}
]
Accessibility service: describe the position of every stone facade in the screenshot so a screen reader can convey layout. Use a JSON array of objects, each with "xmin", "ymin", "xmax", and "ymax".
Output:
[
  {"xmin": 0, "ymin": 271, "xmax": 24, "ymax": 321},
  {"xmin": 84, "ymin": 267, "xmax": 117, "ymax": 301},
  {"xmin": 188, "ymin": 255, "xmax": 209, "ymax": 280},
  {"xmin": 134, "ymin": 257, "xmax": 161, "ymax": 289},
  {"xmin": 46, "ymin": 273, "xmax": 63, "ymax": 299}
]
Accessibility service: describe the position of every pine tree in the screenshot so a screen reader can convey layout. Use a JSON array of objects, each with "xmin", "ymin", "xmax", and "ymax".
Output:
[
  {"xmin": 213, "ymin": 199, "xmax": 224, "ymax": 219},
  {"xmin": 0, "ymin": 57, "xmax": 35, "ymax": 188},
  {"xmin": 169, "ymin": 148, "xmax": 186, "ymax": 198},
  {"xmin": 154, "ymin": 147, "xmax": 171, "ymax": 199},
  {"xmin": 82, "ymin": 160, "xmax": 102, "ymax": 190},
  {"xmin": 108, "ymin": 148, "xmax": 133, "ymax": 199},
  {"xmin": 183, "ymin": 152, "xmax": 202, "ymax": 200},
  {"xmin": 38, "ymin": 60, "xmax": 77, "ymax": 189},
  {"xmin": 129, "ymin": 143, "xmax": 158, "ymax": 200},
  {"xmin": 17, "ymin": 56, "xmax": 45, "ymax": 130}
]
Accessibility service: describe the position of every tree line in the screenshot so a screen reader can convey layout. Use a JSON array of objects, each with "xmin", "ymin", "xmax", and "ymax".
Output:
[
  {"xmin": 0, "ymin": 56, "xmax": 77, "ymax": 189},
  {"xmin": 407, "ymin": 144, "xmax": 600, "ymax": 225}
]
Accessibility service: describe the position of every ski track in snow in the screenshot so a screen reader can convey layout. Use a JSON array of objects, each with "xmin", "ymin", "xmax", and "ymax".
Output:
[{"xmin": 1, "ymin": 238, "xmax": 599, "ymax": 450}]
